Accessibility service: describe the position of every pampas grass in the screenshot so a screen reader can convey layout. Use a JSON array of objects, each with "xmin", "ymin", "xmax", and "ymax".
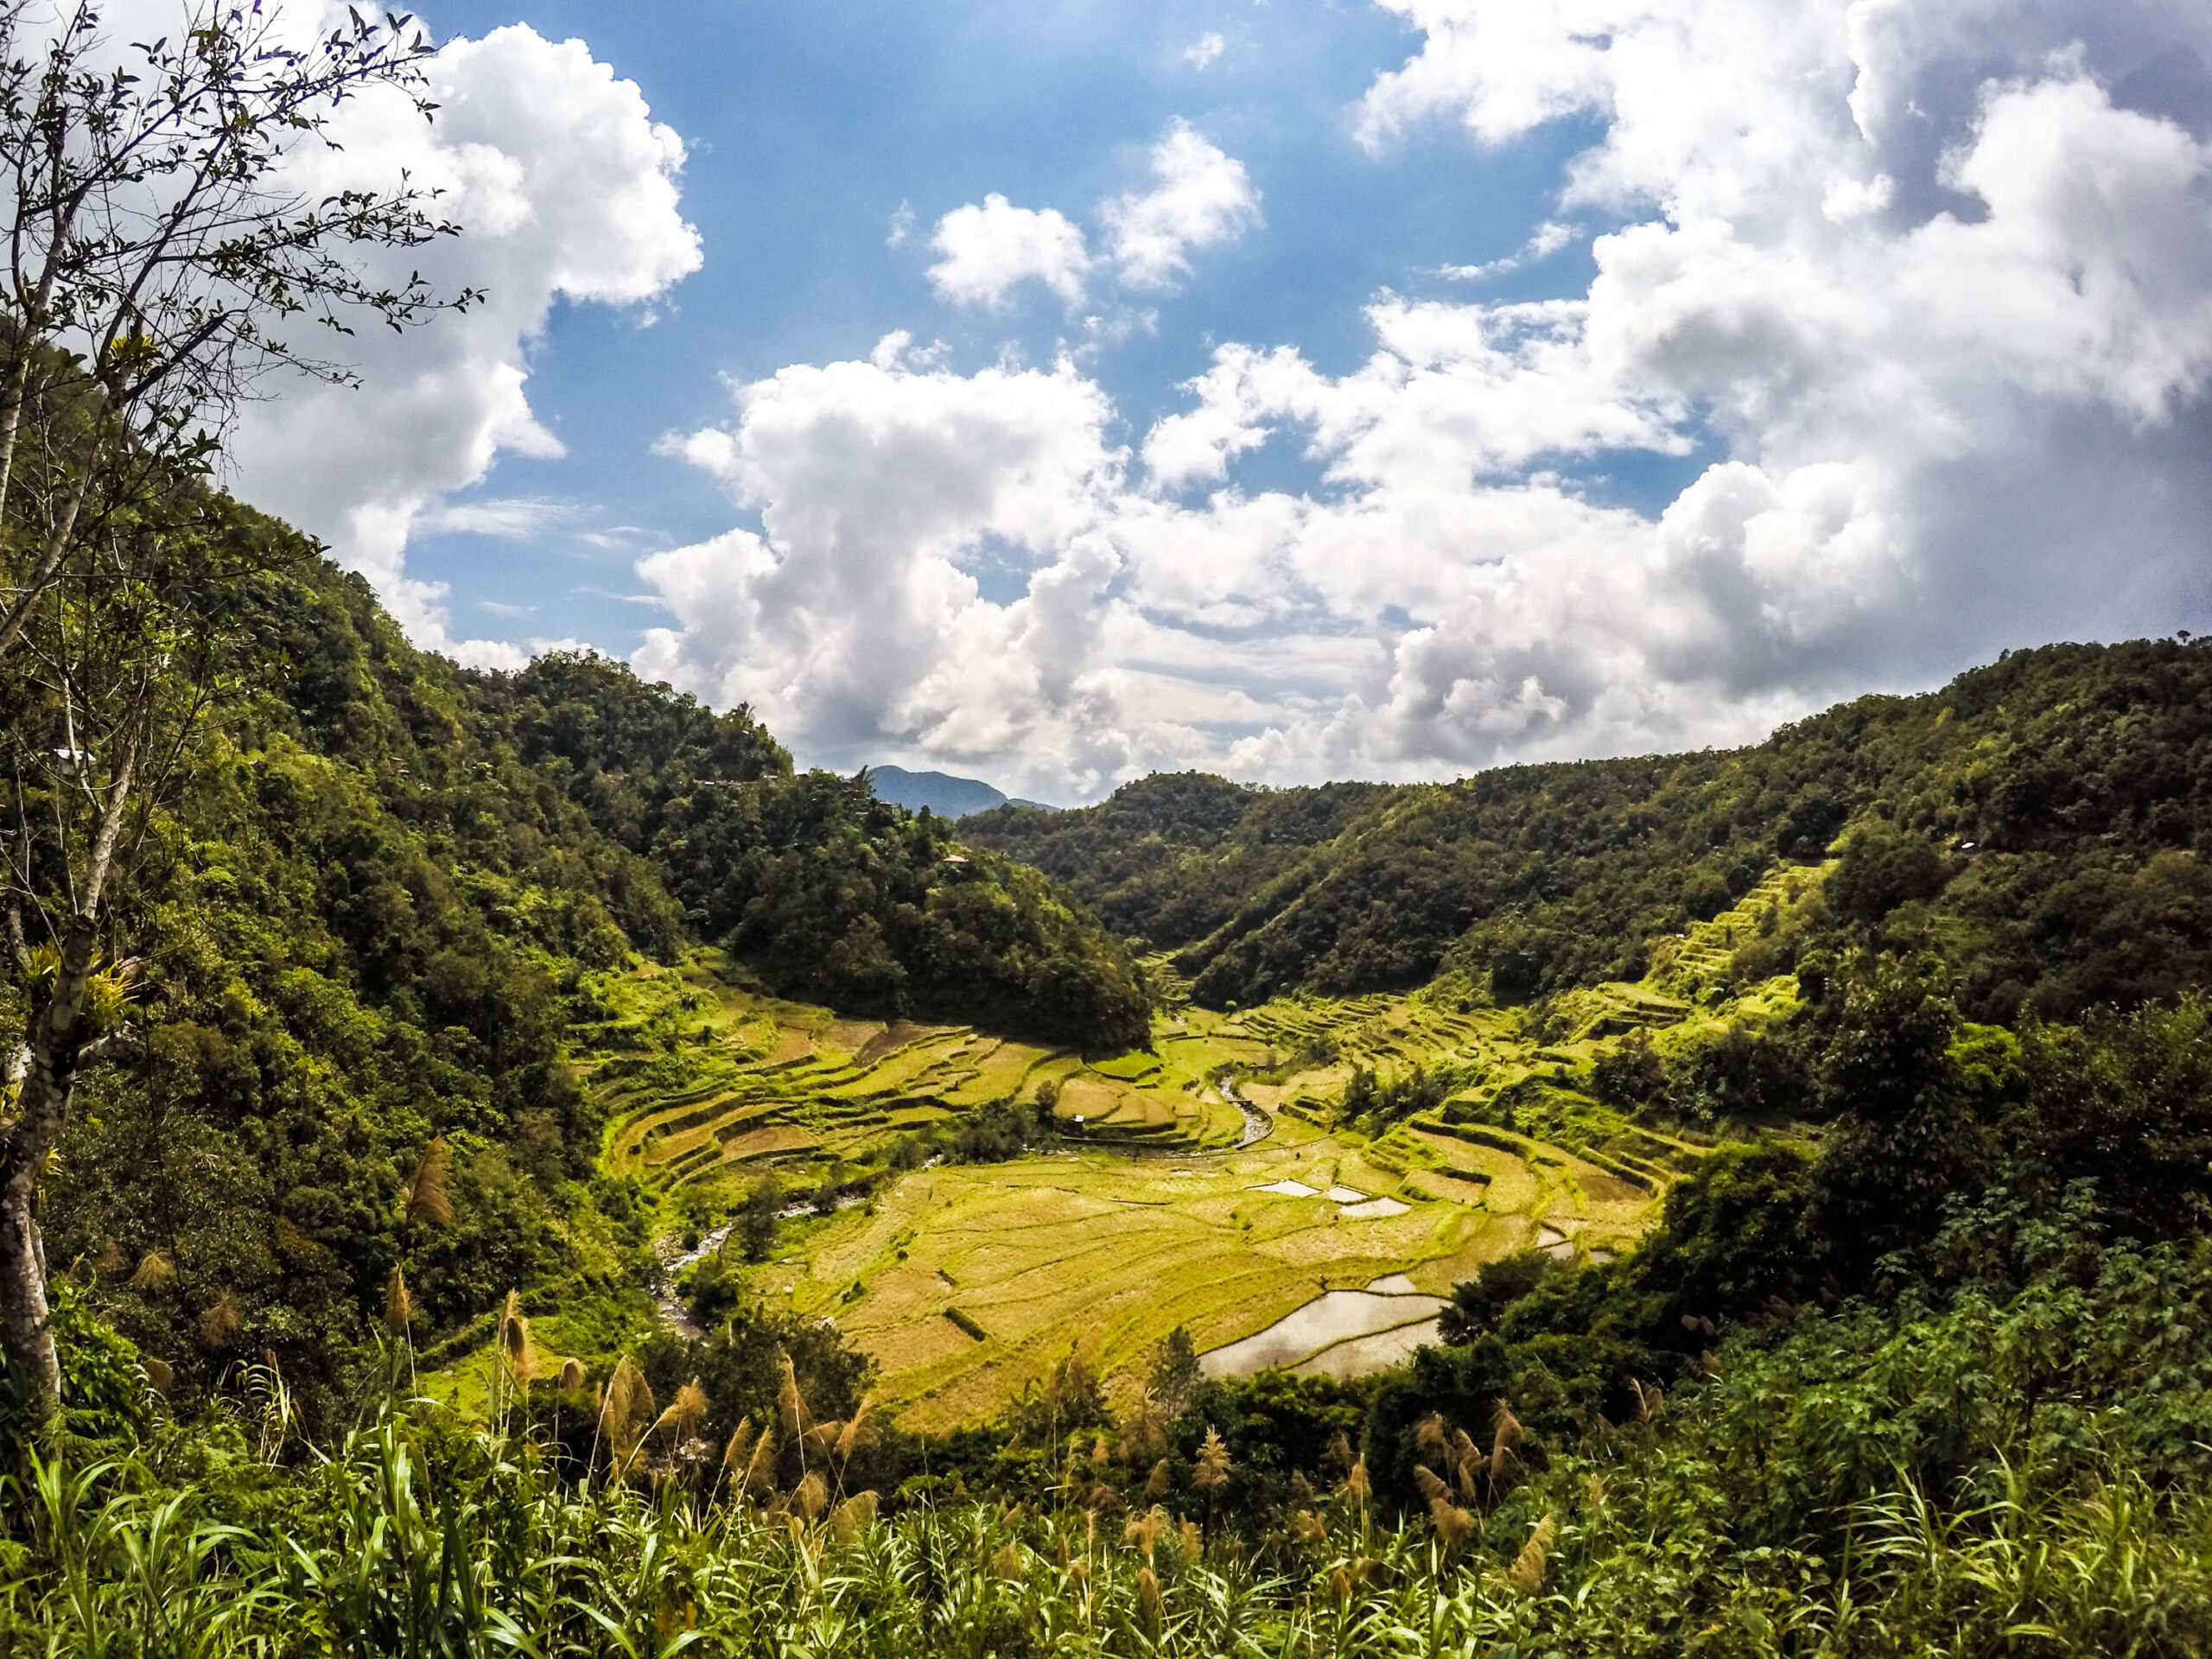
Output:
[
  {"xmin": 741, "ymin": 1427, "xmax": 777, "ymax": 1498},
  {"xmin": 595, "ymin": 1355, "xmax": 653, "ymax": 1480},
  {"xmin": 129, "ymin": 1249, "xmax": 174, "ymax": 1292},
  {"xmin": 1630, "ymin": 1379, "xmax": 1664, "ymax": 1424},
  {"xmin": 793, "ymin": 1470, "xmax": 828, "ymax": 1522},
  {"xmin": 835, "ymin": 1396, "xmax": 878, "ymax": 1463},
  {"xmin": 1124, "ymin": 1509, "xmax": 1167, "ymax": 1560},
  {"xmin": 777, "ymin": 1349, "xmax": 810, "ymax": 1446},
  {"xmin": 401, "ymin": 1136, "xmax": 453, "ymax": 1229},
  {"xmin": 382, "ymin": 1267, "xmax": 412, "ymax": 1336},
  {"xmin": 671, "ymin": 1376, "xmax": 709, "ymax": 1436},
  {"xmin": 1506, "ymin": 1514, "xmax": 1558, "ymax": 1594},
  {"xmin": 1429, "ymin": 1496, "xmax": 1477, "ymax": 1554},
  {"xmin": 1193, "ymin": 1426, "xmax": 1230, "ymax": 1495},
  {"xmin": 1342, "ymin": 1459, "xmax": 1370, "ymax": 1504},
  {"xmin": 197, "ymin": 1291, "xmax": 242, "ymax": 1350},
  {"xmin": 1136, "ymin": 1566, "xmax": 1162, "ymax": 1635},
  {"xmin": 1491, "ymin": 1402, "xmax": 1524, "ymax": 1482},
  {"xmin": 721, "ymin": 1416, "xmax": 756, "ymax": 1474}
]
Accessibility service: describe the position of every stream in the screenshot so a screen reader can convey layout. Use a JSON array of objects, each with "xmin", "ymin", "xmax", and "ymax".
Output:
[
  {"xmin": 1219, "ymin": 1071, "xmax": 1273, "ymax": 1148},
  {"xmin": 650, "ymin": 1221, "xmax": 735, "ymax": 1340}
]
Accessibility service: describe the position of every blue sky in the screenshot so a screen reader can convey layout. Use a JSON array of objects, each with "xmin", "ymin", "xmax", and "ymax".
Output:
[
  {"xmin": 404, "ymin": 0, "xmax": 1615, "ymax": 645},
  {"xmin": 232, "ymin": 0, "xmax": 2212, "ymax": 801}
]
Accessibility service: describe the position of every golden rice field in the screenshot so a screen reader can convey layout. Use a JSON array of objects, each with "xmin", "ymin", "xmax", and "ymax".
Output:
[
  {"xmin": 764, "ymin": 1104, "xmax": 1660, "ymax": 1430},
  {"xmin": 583, "ymin": 959, "xmax": 1258, "ymax": 1203},
  {"xmin": 552, "ymin": 867, "xmax": 1831, "ymax": 1427}
]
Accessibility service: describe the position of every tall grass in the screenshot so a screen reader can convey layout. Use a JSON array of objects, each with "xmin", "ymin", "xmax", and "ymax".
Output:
[{"xmin": 7, "ymin": 1386, "xmax": 2212, "ymax": 1657}]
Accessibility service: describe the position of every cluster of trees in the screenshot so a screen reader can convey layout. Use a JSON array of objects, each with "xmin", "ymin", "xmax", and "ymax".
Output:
[
  {"xmin": 963, "ymin": 773, "xmax": 1389, "ymax": 950},
  {"xmin": 0, "ymin": 0, "xmax": 482, "ymax": 1413},
  {"xmin": 1338, "ymin": 1063, "xmax": 1458, "ymax": 1135},
  {"xmin": 19, "ymin": 558, "xmax": 674, "ymax": 1425},
  {"xmin": 969, "ymin": 641, "xmax": 2212, "ymax": 1020},
  {"xmin": 1384, "ymin": 958, "xmax": 2212, "ymax": 1475},
  {"xmin": 4, "ymin": 550, "xmax": 1147, "ymax": 1421},
  {"xmin": 481, "ymin": 652, "xmax": 1150, "ymax": 1052}
]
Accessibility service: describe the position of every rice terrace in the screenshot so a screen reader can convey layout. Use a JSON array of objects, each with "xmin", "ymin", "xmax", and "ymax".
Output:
[
  {"xmin": 15, "ymin": 0, "xmax": 2212, "ymax": 1645},
  {"xmin": 543, "ymin": 865, "xmax": 1825, "ymax": 1424}
]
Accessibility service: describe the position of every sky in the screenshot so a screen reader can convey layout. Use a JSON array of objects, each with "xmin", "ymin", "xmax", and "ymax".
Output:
[{"xmin": 214, "ymin": 0, "xmax": 2212, "ymax": 803}]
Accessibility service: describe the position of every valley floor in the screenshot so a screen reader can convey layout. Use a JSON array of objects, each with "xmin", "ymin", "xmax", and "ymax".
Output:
[
  {"xmin": 761, "ymin": 1115, "xmax": 1638, "ymax": 1429},
  {"xmin": 433, "ymin": 864, "xmax": 1840, "ymax": 1424},
  {"xmin": 519, "ymin": 931, "xmax": 1813, "ymax": 1425}
]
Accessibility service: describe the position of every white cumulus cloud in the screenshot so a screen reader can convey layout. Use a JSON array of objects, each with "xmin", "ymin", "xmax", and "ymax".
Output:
[
  {"xmin": 226, "ymin": 20, "xmax": 702, "ymax": 669},
  {"xmin": 925, "ymin": 194, "xmax": 1093, "ymax": 309},
  {"xmin": 633, "ymin": 340, "xmax": 1141, "ymax": 795},
  {"xmin": 1101, "ymin": 120, "xmax": 1265, "ymax": 290},
  {"xmin": 1184, "ymin": 32, "xmax": 1226, "ymax": 70},
  {"xmin": 921, "ymin": 120, "xmax": 1263, "ymax": 316},
  {"xmin": 641, "ymin": 0, "xmax": 2212, "ymax": 796}
]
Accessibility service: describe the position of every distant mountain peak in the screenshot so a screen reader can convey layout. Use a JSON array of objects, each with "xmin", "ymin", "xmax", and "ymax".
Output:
[{"xmin": 867, "ymin": 764, "xmax": 1058, "ymax": 818}]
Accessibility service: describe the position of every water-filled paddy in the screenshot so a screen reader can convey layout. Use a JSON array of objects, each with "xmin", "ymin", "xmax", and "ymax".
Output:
[{"xmin": 1201, "ymin": 1281, "xmax": 1446, "ymax": 1377}]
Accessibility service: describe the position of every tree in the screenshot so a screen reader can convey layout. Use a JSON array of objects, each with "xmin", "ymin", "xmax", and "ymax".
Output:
[
  {"xmin": 1147, "ymin": 1325, "xmax": 1200, "ymax": 1420},
  {"xmin": 0, "ymin": 0, "xmax": 476, "ymax": 1412},
  {"xmin": 738, "ymin": 1177, "xmax": 782, "ymax": 1264},
  {"xmin": 1809, "ymin": 953, "xmax": 1991, "ymax": 1275}
]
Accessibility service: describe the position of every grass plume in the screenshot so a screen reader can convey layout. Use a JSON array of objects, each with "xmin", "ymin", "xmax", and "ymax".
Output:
[
  {"xmin": 382, "ymin": 1267, "xmax": 412, "ymax": 1336},
  {"xmin": 401, "ymin": 1135, "xmax": 454, "ymax": 1229}
]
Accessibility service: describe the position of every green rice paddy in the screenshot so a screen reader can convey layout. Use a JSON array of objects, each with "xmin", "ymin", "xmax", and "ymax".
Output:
[{"xmin": 550, "ymin": 867, "xmax": 1828, "ymax": 1427}]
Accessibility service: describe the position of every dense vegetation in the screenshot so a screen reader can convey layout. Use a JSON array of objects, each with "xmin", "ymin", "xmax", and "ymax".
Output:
[
  {"xmin": 6, "ymin": 4, "xmax": 2212, "ymax": 1642},
  {"xmin": 484, "ymin": 653, "xmax": 1147, "ymax": 1049},
  {"xmin": 13, "ymin": 956, "xmax": 2212, "ymax": 1654},
  {"xmin": 964, "ymin": 640, "xmax": 2212, "ymax": 1019},
  {"xmin": 6, "ymin": 392, "xmax": 2210, "ymax": 1650},
  {"xmin": 3, "ymin": 540, "xmax": 1145, "ymax": 1424}
]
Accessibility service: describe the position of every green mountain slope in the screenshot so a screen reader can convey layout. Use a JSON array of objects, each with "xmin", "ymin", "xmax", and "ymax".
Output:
[
  {"xmin": 963, "ymin": 640, "xmax": 2212, "ymax": 1019},
  {"xmin": 8, "ymin": 540, "xmax": 1144, "ymax": 1419},
  {"xmin": 480, "ymin": 653, "xmax": 1146, "ymax": 1048}
]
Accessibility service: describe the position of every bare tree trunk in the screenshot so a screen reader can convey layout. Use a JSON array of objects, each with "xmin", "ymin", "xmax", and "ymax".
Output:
[
  {"xmin": 0, "ymin": 729, "xmax": 135, "ymax": 1413},
  {"xmin": 0, "ymin": 350, "xmax": 31, "ymax": 520},
  {"xmin": 0, "ymin": 915, "xmax": 97, "ymax": 1410},
  {"xmin": 0, "ymin": 444, "xmax": 93, "ymax": 663}
]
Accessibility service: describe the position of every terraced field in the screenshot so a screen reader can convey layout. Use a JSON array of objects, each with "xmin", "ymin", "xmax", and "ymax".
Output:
[
  {"xmin": 768, "ymin": 1114, "xmax": 1643, "ymax": 1430},
  {"xmin": 583, "ymin": 956, "xmax": 1256, "ymax": 1204},
  {"xmin": 718, "ymin": 982, "xmax": 1718, "ymax": 1427},
  {"xmin": 578, "ymin": 863, "xmax": 1829, "ymax": 1427}
]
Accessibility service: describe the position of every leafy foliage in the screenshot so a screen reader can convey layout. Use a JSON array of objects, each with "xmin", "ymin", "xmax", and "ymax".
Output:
[
  {"xmin": 10, "ymin": 542, "xmax": 1144, "ymax": 1427},
  {"xmin": 486, "ymin": 652, "xmax": 1150, "ymax": 1050},
  {"xmin": 967, "ymin": 639, "xmax": 2212, "ymax": 1018}
]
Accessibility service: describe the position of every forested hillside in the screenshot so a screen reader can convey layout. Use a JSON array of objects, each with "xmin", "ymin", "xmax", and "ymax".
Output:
[
  {"xmin": 19, "ymin": 4, "xmax": 2212, "ymax": 1648},
  {"xmin": 5, "ymin": 531, "xmax": 1146, "ymax": 1420},
  {"xmin": 964, "ymin": 639, "xmax": 2212, "ymax": 1018}
]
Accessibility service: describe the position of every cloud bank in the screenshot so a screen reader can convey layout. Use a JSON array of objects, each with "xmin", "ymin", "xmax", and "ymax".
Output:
[
  {"xmin": 637, "ymin": 0, "xmax": 2212, "ymax": 801},
  {"xmin": 226, "ymin": 18, "xmax": 702, "ymax": 667}
]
